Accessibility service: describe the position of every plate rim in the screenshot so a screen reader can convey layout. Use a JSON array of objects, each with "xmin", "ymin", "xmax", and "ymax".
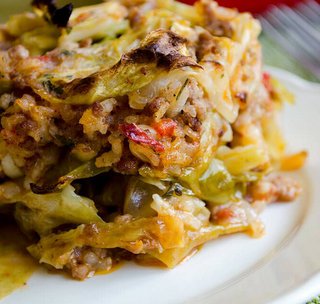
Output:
[{"xmin": 188, "ymin": 66, "xmax": 320, "ymax": 304}]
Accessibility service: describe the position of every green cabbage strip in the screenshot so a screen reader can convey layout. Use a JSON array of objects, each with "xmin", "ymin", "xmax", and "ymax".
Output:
[
  {"xmin": 28, "ymin": 216, "xmax": 185, "ymax": 269},
  {"xmin": 31, "ymin": 29, "xmax": 200, "ymax": 105},
  {"xmin": 30, "ymin": 159, "xmax": 110, "ymax": 194},
  {"xmin": 28, "ymin": 216, "xmax": 251, "ymax": 269},
  {"xmin": 14, "ymin": 185, "xmax": 102, "ymax": 236}
]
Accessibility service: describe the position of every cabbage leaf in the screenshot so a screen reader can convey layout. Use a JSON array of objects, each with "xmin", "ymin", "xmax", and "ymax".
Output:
[
  {"xmin": 2, "ymin": 185, "xmax": 102, "ymax": 236},
  {"xmin": 28, "ymin": 215, "xmax": 185, "ymax": 268},
  {"xmin": 31, "ymin": 29, "xmax": 200, "ymax": 104}
]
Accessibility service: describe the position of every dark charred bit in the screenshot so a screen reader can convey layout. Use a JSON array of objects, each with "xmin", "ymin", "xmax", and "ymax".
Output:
[
  {"xmin": 31, "ymin": 0, "xmax": 73, "ymax": 28},
  {"xmin": 63, "ymin": 76, "xmax": 96, "ymax": 98},
  {"xmin": 51, "ymin": 4, "xmax": 73, "ymax": 28},
  {"xmin": 30, "ymin": 182, "xmax": 59, "ymax": 194},
  {"xmin": 127, "ymin": 30, "xmax": 202, "ymax": 70},
  {"xmin": 124, "ymin": 49, "xmax": 156, "ymax": 65},
  {"xmin": 30, "ymin": 173, "xmax": 73, "ymax": 194}
]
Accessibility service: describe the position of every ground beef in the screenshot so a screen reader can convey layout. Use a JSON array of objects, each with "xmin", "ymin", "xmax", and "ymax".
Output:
[
  {"xmin": 67, "ymin": 247, "xmax": 114, "ymax": 280},
  {"xmin": 201, "ymin": 1, "xmax": 235, "ymax": 38},
  {"xmin": 247, "ymin": 174, "xmax": 302, "ymax": 204},
  {"xmin": 179, "ymin": 111, "xmax": 201, "ymax": 132}
]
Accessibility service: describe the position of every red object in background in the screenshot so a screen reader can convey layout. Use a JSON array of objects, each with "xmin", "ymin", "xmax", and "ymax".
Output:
[{"xmin": 179, "ymin": 0, "xmax": 319, "ymax": 14}]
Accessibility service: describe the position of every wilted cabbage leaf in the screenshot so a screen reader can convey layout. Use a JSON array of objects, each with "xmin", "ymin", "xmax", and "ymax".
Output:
[
  {"xmin": 31, "ymin": 29, "xmax": 200, "ymax": 104},
  {"xmin": 31, "ymin": 159, "xmax": 110, "ymax": 194},
  {"xmin": 28, "ymin": 215, "xmax": 185, "ymax": 268},
  {"xmin": 14, "ymin": 185, "xmax": 102, "ymax": 236}
]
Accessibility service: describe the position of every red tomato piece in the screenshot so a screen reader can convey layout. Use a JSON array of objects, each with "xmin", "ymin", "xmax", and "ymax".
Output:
[
  {"xmin": 212, "ymin": 206, "xmax": 236, "ymax": 225},
  {"xmin": 213, "ymin": 207, "xmax": 235, "ymax": 223},
  {"xmin": 36, "ymin": 55, "xmax": 51, "ymax": 62},
  {"xmin": 262, "ymin": 72, "xmax": 273, "ymax": 93},
  {"xmin": 119, "ymin": 123, "xmax": 165, "ymax": 153},
  {"xmin": 152, "ymin": 119, "xmax": 177, "ymax": 137},
  {"xmin": 75, "ymin": 12, "xmax": 91, "ymax": 23}
]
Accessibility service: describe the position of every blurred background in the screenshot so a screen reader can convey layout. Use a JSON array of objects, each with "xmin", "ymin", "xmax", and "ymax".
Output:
[{"xmin": 0, "ymin": 0, "xmax": 319, "ymax": 81}]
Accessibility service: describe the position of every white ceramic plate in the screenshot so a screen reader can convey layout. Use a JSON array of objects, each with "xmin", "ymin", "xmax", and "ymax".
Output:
[{"xmin": 2, "ymin": 68, "xmax": 320, "ymax": 304}]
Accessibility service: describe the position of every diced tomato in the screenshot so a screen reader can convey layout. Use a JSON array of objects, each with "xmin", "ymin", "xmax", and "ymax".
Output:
[
  {"xmin": 36, "ymin": 55, "xmax": 51, "ymax": 62},
  {"xmin": 119, "ymin": 123, "xmax": 165, "ymax": 153},
  {"xmin": 75, "ymin": 12, "xmax": 91, "ymax": 23},
  {"xmin": 262, "ymin": 72, "xmax": 273, "ymax": 93},
  {"xmin": 152, "ymin": 119, "xmax": 177, "ymax": 137},
  {"xmin": 212, "ymin": 207, "xmax": 234, "ymax": 224}
]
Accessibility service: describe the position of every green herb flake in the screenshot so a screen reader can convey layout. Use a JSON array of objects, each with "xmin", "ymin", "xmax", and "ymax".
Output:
[
  {"xmin": 42, "ymin": 80, "xmax": 64, "ymax": 96},
  {"xmin": 61, "ymin": 50, "xmax": 72, "ymax": 56}
]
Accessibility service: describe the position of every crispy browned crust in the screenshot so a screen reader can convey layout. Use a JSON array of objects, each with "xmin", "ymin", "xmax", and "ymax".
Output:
[{"xmin": 47, "ymin": 30, "xmax": 201, "ymax": 100}]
